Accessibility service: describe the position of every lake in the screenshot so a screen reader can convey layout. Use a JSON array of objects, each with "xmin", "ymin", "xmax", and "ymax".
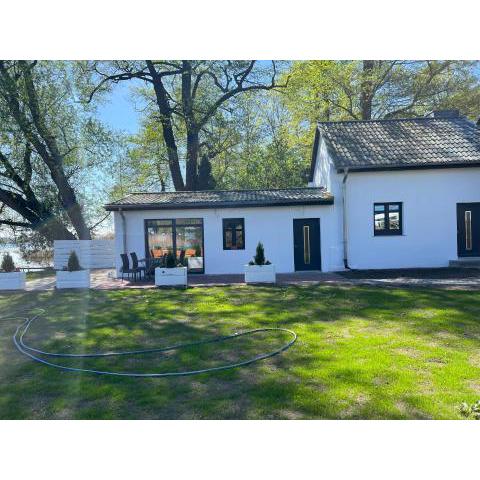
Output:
[{"xmin": 0, "ymin": 244, "xmax": 52, "ymax": 268}]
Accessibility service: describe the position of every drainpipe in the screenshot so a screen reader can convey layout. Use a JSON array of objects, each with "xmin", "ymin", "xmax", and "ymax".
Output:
[
  {"xmin": 342, "ymin": 168, "xmax": 350, "ymax": 269},
  {"xmin": 119, "ymin": 208, "xmax": 127, "ymax": 254}
]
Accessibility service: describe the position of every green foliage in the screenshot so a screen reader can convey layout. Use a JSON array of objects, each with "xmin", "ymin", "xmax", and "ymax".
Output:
[
  {"xmin": 459, "ymin": 400, "xmax": 480, "ymax": 419},
  {"xmin": 193, "ymin": 245, "xmax": 202, "ymax": 257},
  {"xmin": 253, "ymin": 242, "xmax": 266, "ymax": 266},
  {"xmin": 165, "ymin": 251, "xmax": 177, "ymax": 268},
  {"xmin": 212, "ymin": 93, "xmax": 309, "ymax": 190},
  {"xmin": 1, "ymin": 253, "xmax": 15, "ymax": 272},
  {"xmin": 0, "ymin": 61, "xmax": 118, "ymax": 242},
  {"xmin": 66, "ymin": 251, "xmax": 82, "ymax": 272}
]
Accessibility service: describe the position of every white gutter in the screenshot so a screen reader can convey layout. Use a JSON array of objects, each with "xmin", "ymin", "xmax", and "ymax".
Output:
[
  {"xmin": 119, "ymin": 208, "xmax": 127, "ymax": 254},
  {"xmin": 342, "ymin": 168, "xmax": 350, "ymax": 269}
]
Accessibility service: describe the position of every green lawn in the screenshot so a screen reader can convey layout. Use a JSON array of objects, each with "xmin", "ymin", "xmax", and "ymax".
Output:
[{"xmin": 1, "ymin": 284, "xmax": 480, "ymax": 419}]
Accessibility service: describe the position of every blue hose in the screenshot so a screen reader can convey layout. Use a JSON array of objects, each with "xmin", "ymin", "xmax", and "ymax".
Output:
[{"xmin": 11, "ymin": 311, "xmax": 297, "ymax": 378}]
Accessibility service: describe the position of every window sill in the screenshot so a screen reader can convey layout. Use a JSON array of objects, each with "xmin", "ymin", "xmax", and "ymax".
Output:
[{"xmin": 373, "ymin": 234, "xmax": 406, "ymax": 237}]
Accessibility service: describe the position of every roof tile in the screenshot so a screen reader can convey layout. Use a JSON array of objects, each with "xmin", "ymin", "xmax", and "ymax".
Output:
[
  {"xmin": 105, "ymin": 188, "xmax": 333, "ymax": 211},
  {"xmin": 317, "ymin": 116, "xmax": 480, "ymax": 170}
]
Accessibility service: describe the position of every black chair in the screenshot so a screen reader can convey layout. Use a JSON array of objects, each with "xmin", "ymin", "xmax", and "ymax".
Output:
[
  {"xmin": 178, "ymin": 249, "xmax": 186, "ymax": 266},
  {"xmin": 130, "ymin": 252, "xmax": 146, "ymax": 280},
  {"xmin": 120, "ymin": 253, "xmax": 138, "ymax": 282}
]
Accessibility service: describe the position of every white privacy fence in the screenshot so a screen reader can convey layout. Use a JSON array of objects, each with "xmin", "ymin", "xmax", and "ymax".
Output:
[{"xmin": 54, "ymin": 240, "xmax": 115, "ymax": 270}]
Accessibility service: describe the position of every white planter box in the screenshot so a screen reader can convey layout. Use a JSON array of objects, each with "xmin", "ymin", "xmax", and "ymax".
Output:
[
  {"xmin": 56, "ymin": 270, "xmax": 90, "ymax": 289},
  {"xmin": 155, "ymin": 267, "xmax": 187, "ymax": 287},
  {"xmin": 0, "ymin": 271, "xmax": 26, "ymax": 290},
  {"xmin": 244, "ymin": 264, "xmax": 276, "ymax": 284}
]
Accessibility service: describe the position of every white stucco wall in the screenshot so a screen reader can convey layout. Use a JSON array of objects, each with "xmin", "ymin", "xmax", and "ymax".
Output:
[
  {"xmin": 310, "ymin": 136, "xmax": 346, "ymax": 269},
  {"xmin": 113, "ymin": 204, "xmax": 344, "ymax": 276},
  {"xmin": 345, "ymin": 167, "xmax": 480, "ymax": 269}
]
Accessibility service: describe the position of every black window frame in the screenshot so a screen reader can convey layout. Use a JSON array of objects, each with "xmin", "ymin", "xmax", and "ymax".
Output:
[
  {"xmin": 144, "ymin": 218, "xmax": 205, "ymax": 273},
  {"xmin": 373, "ymin": 202, "xmax": 403, "ymax": 236},
  {"xmin": 222, "ymin": 218, "xmax": 245, "ymax": 250}
]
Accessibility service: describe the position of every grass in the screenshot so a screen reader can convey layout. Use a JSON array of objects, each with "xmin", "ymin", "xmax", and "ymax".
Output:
[{"xmin": 1, "ymin": 284, "xmax": 480, "ymax": 419}]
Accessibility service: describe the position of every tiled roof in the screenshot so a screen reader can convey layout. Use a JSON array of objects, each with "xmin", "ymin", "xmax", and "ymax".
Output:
[
  {"xmin": 105, "ymin": 187, "xmax": 333, "ymax": 211},
  {"xmin": 312, "ymin": 115, "xmax": 480, "ymax": 174}
]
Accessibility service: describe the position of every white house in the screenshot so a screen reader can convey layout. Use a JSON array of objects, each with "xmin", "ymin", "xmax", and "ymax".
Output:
[{"xmin": 105, "ymin": 109, "xmax": 480, "ymax": 276}]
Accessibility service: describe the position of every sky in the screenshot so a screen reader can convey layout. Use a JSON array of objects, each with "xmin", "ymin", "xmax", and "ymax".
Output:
[{"xmin": 96, "ymin": 81, "xmax": 142, "ymax": 134}]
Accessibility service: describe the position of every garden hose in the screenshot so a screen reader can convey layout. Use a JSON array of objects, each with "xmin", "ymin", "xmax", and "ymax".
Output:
[{"xmin": 10, "ymin": 310, "xmax": 297, "ymax": 377}]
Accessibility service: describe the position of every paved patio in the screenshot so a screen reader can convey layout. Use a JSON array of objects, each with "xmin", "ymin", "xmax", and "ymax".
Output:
[
  {"xmin": 20, "ymin": 267, "xmax": 480, "ymax": 291},
  {"xmin": 26, "ymin": 269, "xmax": 342, "ymax": 291}
]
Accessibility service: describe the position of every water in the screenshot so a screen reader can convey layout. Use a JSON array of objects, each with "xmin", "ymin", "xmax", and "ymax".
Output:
[{"xmin": 0, "ymin": 243, "xmax": 52, "ymax": 268}]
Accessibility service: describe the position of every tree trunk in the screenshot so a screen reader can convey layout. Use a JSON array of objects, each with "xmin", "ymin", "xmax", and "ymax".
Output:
[
  {"xmin": 360, "ymin": 60, "xmax": 375, "ymax": 120},
  {"xmin": 181, "ymin": 61, "xmax": 200, "ymax": 191},
  {"xmin": 146, "ymin": 61, "xmax": 185, "ymax": 191},
  {"xmin": 49, "ymin": 164, "xmax": 91, "ymax": 239},
  {"xmin": 185, "ymin": 131, "xmax": 200, "ymax": 190},
  {"xmin": 0, "ymin": 188, "xmax": 76, "ymax": 241}
]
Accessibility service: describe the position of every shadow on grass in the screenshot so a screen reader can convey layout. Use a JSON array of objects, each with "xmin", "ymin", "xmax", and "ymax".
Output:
[{"xmin": 1, "ymin": 284, "xmax": 480, "ymax": 419}]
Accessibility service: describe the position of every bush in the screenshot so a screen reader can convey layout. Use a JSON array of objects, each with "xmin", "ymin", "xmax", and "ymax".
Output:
[
  {"xmin": 194, "ymin": 244, "xmax": 202, "ymax": 257},
  {"xmin": 459, "ymin": 400, "xmax": 480, "ymax": 419},
  {"xmin": 66, "ymin": 251, "xmax": 82, "ymax": 272},
  {"xmin": 165, "ymin": 251, "xmax": 177, "ymax": 268},
  {"xmin": 1, "ymin": 253, "xmax": 15, "ymax": 272},
  {"xmin": 253, "ymin": 242, "xmax": 266, "ymax": 266}
]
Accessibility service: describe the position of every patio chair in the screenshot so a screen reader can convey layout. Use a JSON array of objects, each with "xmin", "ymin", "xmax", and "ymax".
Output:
[
  {"xmin": 120, "ymin": 253, "xmax": 138, "ymax": 282},
  {"xmin": 130, "ymin": 252, "xmax": 146, "ymax": 280},
  {"xmin": 178, "ymin": 249, "xmax": 186, "ymax": 266}
]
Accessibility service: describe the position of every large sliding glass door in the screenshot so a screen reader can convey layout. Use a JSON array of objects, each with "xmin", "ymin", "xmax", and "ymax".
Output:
[{"xmin": 145, "ymin": 218, "xmax": 204, "ymax": 273}]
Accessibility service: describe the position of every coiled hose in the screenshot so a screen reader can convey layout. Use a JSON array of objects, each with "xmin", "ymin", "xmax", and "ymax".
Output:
[{"xmin": 11, "ymin": 310, "xmax": 297, "ymax": 378}]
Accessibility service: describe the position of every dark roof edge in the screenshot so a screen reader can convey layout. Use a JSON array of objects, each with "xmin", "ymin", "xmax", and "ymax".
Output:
[
  {"xmin": 308, "ymin": 128, "xmax": 320, "ymax": 182},
  {"xmin": 126, "ymin": 186, "xmax": 325, "ymax": 195},
  {"xmin": 316, "ymin": 114, "xmax": 472, "ymax": 126},
  {"xmin": 336, "ymin": 161, "xmax": 480, "ymax": 174},
  {"xmin": 105, "ymin": 198, "xmax": 334, "ymax": 212}
]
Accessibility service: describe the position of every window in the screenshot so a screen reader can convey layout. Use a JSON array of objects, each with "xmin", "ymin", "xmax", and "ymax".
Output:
[
  {"xmin": 145, "ymin": 218, "xmax": 204, "ymax": 272},
  {"xmin": 465, "ymin": 210, "xmax": 473, "ymax": 250},
  {"xmin": 223, "ymin": 218, "xmax": 245, "ymax": 250},
  {"xmin": 374, "ymin": 202, "xmax": 403, "ymax": 236},
  {"xmin": 303, "ymin": 225, "xmax": 311, "ymax": 264}
]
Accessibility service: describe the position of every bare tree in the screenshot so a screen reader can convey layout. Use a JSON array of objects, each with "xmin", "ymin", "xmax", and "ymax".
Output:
[{"xmin": 86, "ymin": 60, "xmax": 288, "ymax": 190}]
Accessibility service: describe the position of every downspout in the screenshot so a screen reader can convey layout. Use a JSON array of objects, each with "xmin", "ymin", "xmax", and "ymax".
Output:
[
  {"xmin": 342, "ymin": 168, "xmax": 350, "ymax": 269},
  {"xmin": 119, "ymin": 208, "xmax": 127, "ymax": 254}
]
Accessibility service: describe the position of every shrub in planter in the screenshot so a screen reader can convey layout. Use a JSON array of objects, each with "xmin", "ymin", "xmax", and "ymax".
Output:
[
  {"xmin": 0, "ymin": 253, "xmax": 25, "ymax": 290},
  {"xmin": 245, "ymin": 242, "xmax": 276, "ymax": 284},
  {"xmin": 165, "ymin": 251, "xmax": 177, "ymax": 268},
  {"xmin": 155, "ymin": 251, "xmax": 187, "ymax": 287},
  {"xmin": 56, "ymin": 251, "xmax": 90, "ymax": 289},
  {"xmin": 254, "ymin": 242, "xmax": 266, "ymax": 265},
  {"xmin": 66, "ymin": 250, "xmax": 81, "ymax": 271},
  {"xmin": 1, "ymin": 253, "xmax": 16, "ymax": 272}
]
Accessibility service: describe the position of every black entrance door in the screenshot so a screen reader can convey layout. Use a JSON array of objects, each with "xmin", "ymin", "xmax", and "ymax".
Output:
[
  {"xmin": 293, "ymin": 218, "xmax": 321, "ymax": 271},
  {"xmin": 457, "ymin": 203, "xmax": 480, "ymax": 257}
]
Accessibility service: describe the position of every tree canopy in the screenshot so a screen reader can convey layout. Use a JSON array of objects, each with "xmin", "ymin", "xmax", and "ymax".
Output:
[{"xmin": 0, "ymin": 61, "xmax": 116, "ymax": 246}]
